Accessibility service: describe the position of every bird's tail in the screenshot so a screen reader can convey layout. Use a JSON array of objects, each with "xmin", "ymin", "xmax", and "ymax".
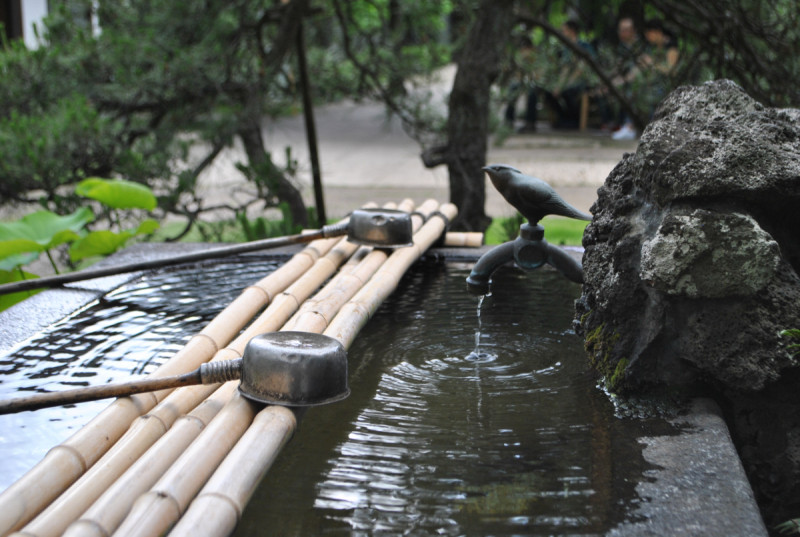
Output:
[{"xmin": 567, "ymin": 207, "xmax": 593, "ymax": 221}]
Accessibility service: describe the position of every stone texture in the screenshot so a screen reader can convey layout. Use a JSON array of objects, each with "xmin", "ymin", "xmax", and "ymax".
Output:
[
  {"xmin": 608, "ymin": 399, "xmax": 767, "ymax": 537},
  {"xmin": 577, "ymin": 80, "xmax": 800, "ymax": 394},
  {"xmin": 639, "ymin": 210, "xmax": 781, "ymax": 299},
  {"xmin": 576, "ymin": 79, "xmax": 800, "ymax": 528}
]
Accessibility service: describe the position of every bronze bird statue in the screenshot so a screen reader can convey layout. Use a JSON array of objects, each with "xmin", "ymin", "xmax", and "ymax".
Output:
[{"xmin": 483, "ymin": 164, "xmax": 592, "ymax": 224}]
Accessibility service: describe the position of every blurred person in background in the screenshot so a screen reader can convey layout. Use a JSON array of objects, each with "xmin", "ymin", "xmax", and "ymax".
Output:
[
  {"xmin": 639, "ymin": 18, "xmax": 679, "ymax": 118},
  {"xmin": 610, "ymin": 16, "xmax": 645, "ymax": 140}
]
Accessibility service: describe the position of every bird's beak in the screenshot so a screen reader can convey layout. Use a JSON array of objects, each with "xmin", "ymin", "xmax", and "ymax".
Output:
[{"xmin": 482, "ymin": 166, "xmax": 491, "ymax": 173}]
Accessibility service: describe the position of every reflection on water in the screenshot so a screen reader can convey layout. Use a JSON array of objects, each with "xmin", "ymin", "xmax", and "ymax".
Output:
[
  {"xmin": 236, "ymin": 262, "xmax": 656, "ymax": 536},
  {"xmin": 0, "ymin": 261, "xmax": 279, "ymax": 490}
]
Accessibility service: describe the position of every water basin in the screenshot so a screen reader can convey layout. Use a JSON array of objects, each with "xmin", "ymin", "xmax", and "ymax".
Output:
[{"xmin": 0, "ymin": 255, "xmax": 676, "ymax": 535}]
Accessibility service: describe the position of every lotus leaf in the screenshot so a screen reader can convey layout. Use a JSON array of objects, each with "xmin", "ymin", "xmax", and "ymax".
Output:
[
  {"xmin": 0, "ymin": 269, "xmax": 42, "ymax": 312},
  {"xmin": 0, "ymin": 208, "xmax": 94, "ymax": 261},
  {"xmin": 0, "ymin": 252, "xmax": 41, "ymax": 272},
  {"xmin": 76, "ymin": 178, "xmax": 157, "ymax": 210},
  {"xmin": 135, "ymin": 219, "xmax": 160, "ymax": 235},
  {"xmin": 69, "ymin": 219, "xmax": 159, "ymax": 262}
]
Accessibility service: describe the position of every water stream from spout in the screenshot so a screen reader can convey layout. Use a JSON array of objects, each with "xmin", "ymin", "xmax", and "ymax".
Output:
[
  {"xmin": 466, "ymin": 294, "xmax": 494, "ymax": 423},
  {"xmin": 469, "ymin": 293, "xmax": 492, "ymax": 359},
  {"xmin": 474, "ymin": 295, "xmax": 484, "ymax": 352}
]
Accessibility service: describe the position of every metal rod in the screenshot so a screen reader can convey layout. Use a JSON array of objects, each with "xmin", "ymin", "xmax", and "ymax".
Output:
[
  {"xmin": 0, "ymin": 370, "xmax": 203, "ymax": 415},
  {"xmin": 296, "ymin": 20, "xmax": 327, "ymax": 225},
  {"xmin": 0, "ymin": 229, "xmax": 327, "ymax": 296}
]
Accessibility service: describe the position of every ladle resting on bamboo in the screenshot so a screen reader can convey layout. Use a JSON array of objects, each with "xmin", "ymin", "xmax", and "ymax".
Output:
[
  {"xmin": 0, "ymin": 207, "xmax": 414, "ymax": 296},
  {"xmin": 0, "ymin": 332, "xmax": 349, "ymax": 415}
]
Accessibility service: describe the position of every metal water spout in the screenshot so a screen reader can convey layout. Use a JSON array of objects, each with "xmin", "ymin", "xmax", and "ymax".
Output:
[
  {"xmin": 466, "ymin": 223, "xmax": 583, "ymax": 295},
  {"xmin": 466, "ymin": 164, "xmax": 590, "ymax": 295}
]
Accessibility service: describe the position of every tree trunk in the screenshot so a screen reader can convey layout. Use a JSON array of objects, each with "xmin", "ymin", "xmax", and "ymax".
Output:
[
  {"xmin": 239, "ymin": 122, "xmax": 308, "ymax": 228},
  {"xmin": 445, "ymin": 0, "xmax": 515, "ymax": 231}
]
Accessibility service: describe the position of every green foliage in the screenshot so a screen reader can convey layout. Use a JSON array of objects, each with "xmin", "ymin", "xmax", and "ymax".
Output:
[
  {"xmin": 777, "ymin": 518, "xmax": 800, "ymax": 535},
  {"xmin": 75, "ymin": 178, "xmax": 157, "ymax": 210},
  {"xmin": 0, "ymin": 0, "xmax": 313, "ymax": 233},
  {"xmin": 610, "ymin": 358, "xmax": 630, "ymax": 388},
  {"xmin": 540, "ymin": 217, "xmax": 590, "ymax": 246},
  {"xmin": 485, "ymin": 213, "xmax": 525, "ymax": 244},
  {"xmin": 237, "ymin": 204, "xmax": 320, "ymax": 241},
  {"xmin": 0, "ymin": 94, "xmax": 123, "ymax": 212},
  {"xmin": 0, "ymin": 208, "xmax": 94, "ymax": 268},
  {"xmin": 0, "ymin": 269, "xmax": 43, "ymax": 312},
  {"xmin": 485, "ymin": 214, "xmax": 588, "ymax": 245},
  {"xmin": 780, "ymin": 329, "xmax": 800, "ymax": 357},
  {"xmin": 69, "ymin": 219, "xmax": 159, "ymax": 262},
  {"xmin": 0, "ymin": 252, "xmax": 41, "ymax": 272},
  {"xmin": 0, "ymin": 178, "xmax": 159, "ymax": 311}
]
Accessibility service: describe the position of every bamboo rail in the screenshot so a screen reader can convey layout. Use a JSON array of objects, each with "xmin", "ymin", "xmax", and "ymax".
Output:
[
  {"xmin": 168, "ymin": 203, "xmax": 457, "ymax": 537},
  {"xmin": 38, "ymin": 202, "xmax": 416, "ymax": 537},
  {"xmin": 0, "ymin": 214, "xmax": 359, "ymax": 536},
  {"xmin": 325, "ymin": 203, "xmax": 458, "ymax": 349},
  {"xmin": 62, "ymin": 382, "xmax": 239, "ymax": 537},
  {"xmin": 443, "ymin": 231, "xmax": 483, "ymax": 247},
  {"xmin": 108, "ymin": 201, "xmax": 441, "ymax": 537}
]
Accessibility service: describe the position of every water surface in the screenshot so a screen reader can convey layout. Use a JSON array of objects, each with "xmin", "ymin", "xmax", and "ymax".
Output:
[
  {"xmin": 0, "ymin": 261, "xmax": 280, "ymax": 490},
  {"xmin": 236, "ymin": 262, "xmax": 655, "ymax": 536}
]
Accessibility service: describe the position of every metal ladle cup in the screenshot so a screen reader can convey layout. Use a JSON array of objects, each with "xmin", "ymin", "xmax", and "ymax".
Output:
[
  {"xmin": 328, "ymin": 208, "xmax": 414, "ymax": 248},
  {"xmin": 201, "ymin": 332, "xmax": 350, "ymax": 406}
]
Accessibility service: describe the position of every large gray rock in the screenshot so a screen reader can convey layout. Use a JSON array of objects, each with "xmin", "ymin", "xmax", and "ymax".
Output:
[
  {"xmin": 577, "ymin": 80, "xmax": 800, "ymax": 394},
  {"xmin": 576, "ymin": 80, "xmax": 800, "ymax": 526}
]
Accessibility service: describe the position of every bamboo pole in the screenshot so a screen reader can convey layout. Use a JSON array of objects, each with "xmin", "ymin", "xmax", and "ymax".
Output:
[
  {"xmin": 165, "ymin": 406, "xmax": 298, "ymax": 537},
  {"xmin": 325, "ymin": 203, "xmax": 458, "ymax": 349},
  {"xmin": 61, "ymin": 382, "xmax": 237, "ymax": 537},
  {"xmin": 168, "ymin": 202, "xmax": 455, "ymax": 537},
  {"xmin": 109, "ymin": 391, "xmax": 259, "ymax": 537},
  {"xmin": 283, "ymin": 199, "xmax": 436, "ymax": 334},
  {"xmin": 61, "ymin": 203, "xmax": 404, "ymax": 537},
  {"xmin": 13, "ymin": 215, "xmax": 383, "ymax": 537},
  {"xmin": 0, "ymin": 230, "xmax": 347, "ymax": 536},
  {"xmin": 443, "ymin": 231, "xmax": 484, "ymax": 247}
]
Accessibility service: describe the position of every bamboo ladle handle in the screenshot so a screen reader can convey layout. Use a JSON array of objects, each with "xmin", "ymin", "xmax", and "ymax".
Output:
[
  {"xmin": 0, "ymin": 371, "xmax": 201, "ymax": 415},
  {"xmin": 0, "ymin": 359, "xmax": 243, "ymax": 415}
]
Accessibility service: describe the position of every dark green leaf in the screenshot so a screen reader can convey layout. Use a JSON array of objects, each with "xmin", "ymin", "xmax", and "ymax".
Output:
[
  {"xmin": 0, "ymin": 208, "xmax": 93, "ymax": 249},
  {"xmin": 0, "ymin": 251, "xmax": 41, "ymax": 272},
  {"xmin": 134, "ymin": 219, "xmax": 160, "ymax": 235}
]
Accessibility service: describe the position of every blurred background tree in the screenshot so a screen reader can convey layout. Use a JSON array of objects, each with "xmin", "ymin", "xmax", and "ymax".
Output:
[
  {"xmin": 0, "ymin": 0, "xmax": 312, "ymax": 238},
  {"xmin": 1, "ymin": 0, "xmax": 799, "ymax": 234}
]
